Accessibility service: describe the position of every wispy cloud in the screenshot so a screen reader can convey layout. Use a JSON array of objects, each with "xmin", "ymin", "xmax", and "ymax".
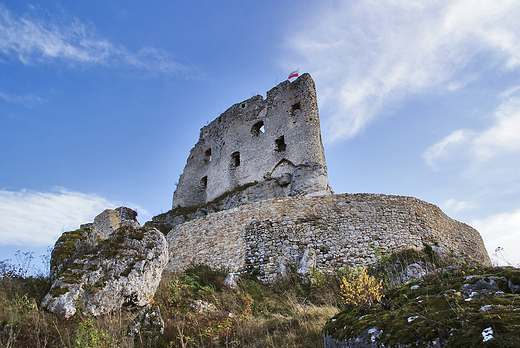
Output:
[
  {"xmin": 423, "ymin": 129, "xmax": 472, "ymax": 168},
  {"xmin": 283, "ymin": 0, "xmax": 520, "ymax": 142},
  {"xmin": 0, "ymin": 188, "xmax": 146, "ymax": 247},
  {"xmin": 441, "ymin": 198, "xmax": 476, "ymax": 214},
  {"xmin": 0, "ymin": 4, "xmax": 201, "ymax": 77},
  {"xmin": 424, "ymin": 87, "xmax": 520, "ymax": 167},
  {"xmin": 0, "ymin": 90, "xmax": 46, "ymax": 104},
  {"xmin": 473, "ymin": 92, "xmax": 520, "ymax": 159}
]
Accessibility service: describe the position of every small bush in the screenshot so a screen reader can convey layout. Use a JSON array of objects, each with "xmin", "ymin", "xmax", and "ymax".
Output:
[
  {"xmin": 340, "ymin": 266, "xmax": 383, "ymax": 310},
  {"xmin": 73, "ymin": 318, "xmax": 114, "ymax": 348}
]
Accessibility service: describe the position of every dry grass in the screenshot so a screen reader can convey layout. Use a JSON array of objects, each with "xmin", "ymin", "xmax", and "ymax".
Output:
[
  {"xmin": 0, "ymin": 263, "xmax": 342, "ymax": 347},
  {"xmin": 153, "ymin": 266, "xmax": 342, "ymax": 347},
  {"xmin": 2, "ymin": 246, "xmax": 473, "ymax": 347}
]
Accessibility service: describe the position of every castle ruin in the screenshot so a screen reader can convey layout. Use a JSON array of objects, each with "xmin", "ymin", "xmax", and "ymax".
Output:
[
  {"xmin": 153, "ymin": 73, "xmax": 491, "ymax": 282},
  {"xmin": 172, "ymin": 73, "xmax": 332, "ymax": 211}
]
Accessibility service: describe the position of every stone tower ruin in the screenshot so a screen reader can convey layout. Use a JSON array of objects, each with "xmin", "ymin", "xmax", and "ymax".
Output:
[{"xmin": 172, "ymin": 73, "xmax": 332, "ymax": 210}]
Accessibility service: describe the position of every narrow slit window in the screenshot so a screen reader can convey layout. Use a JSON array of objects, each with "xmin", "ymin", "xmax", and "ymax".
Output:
[
  {"xmin": 231, "ymin": 151, "xmax": 240, "ymax": 168},
  {"xmin": 201, "ymin": 176, "xmax": 208, "ymax": 189},
  {"xmin": 204, "ymin": 148, "xmax": 212, "ymax": 163},
  {"xmin": 251, "ymin": 121, "xmax": 265, "ymax": 136},
  {"xmin": 275, "ymin": 136, "xmax": 286, "ymax": 152}
]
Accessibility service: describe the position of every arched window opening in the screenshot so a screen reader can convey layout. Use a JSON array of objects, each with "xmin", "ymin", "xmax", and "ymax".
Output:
[
  {"xmin": 251, "ymin": 121, "xmax": 265, "ymax": 136},
  {"xmin": 275, "ymin": 136, "xmax": 286, "ymax": 152},
  {"xmin": 201, "ymin": 176, "xmax": 208, "ymax": 189},
  {"xmin": 204, "ymin": 148, "xmax": 212, "ymax": 163},
  {"xmin": 231, "ymin": 152, "xmax": 240, "ymax": 168}
]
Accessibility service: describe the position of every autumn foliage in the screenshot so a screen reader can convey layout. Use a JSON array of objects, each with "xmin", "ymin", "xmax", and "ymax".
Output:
[{"xmin": 340, "ymin": 266, "xmax": 383, "ymax": 310}]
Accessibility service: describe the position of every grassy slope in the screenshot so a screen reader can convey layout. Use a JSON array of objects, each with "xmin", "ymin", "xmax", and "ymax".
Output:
[
  {"xmin": 0, "ymin": 264, "xmax": 341, "ymax": 347},
  {"xmin": 2, "ymin": 251, "xmax": 519, "ymax": 348}
]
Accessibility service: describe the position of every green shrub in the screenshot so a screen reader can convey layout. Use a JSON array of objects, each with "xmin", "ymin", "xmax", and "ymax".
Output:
[{"xmin": 340, "ymin": 266, "xmax": 383, "ymax": 310}]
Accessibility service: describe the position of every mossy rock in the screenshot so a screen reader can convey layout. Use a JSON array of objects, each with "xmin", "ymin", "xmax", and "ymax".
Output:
[
  {"xmin": 52, "ymin": 227, "xmax": 90, "ymax": 261},
  {"xmin": 121, "ymin": 262, "xmax": 136, "ymax": 277},
  {"xmin": 324, "ymin": 267, "xmax": 520, "ymax": 347},
  {"xmin": 49, "ymin": 285, "xmax": 69, "ymax": 297}
]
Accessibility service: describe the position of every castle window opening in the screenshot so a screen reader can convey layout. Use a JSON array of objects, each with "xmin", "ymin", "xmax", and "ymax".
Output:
[
  {"xmin": 275, "ymin": 136, "xmax": 286, "ymax": 152},
  {"xmin": 231, "ymin": 151, "xmax": 240, "ymax": 168},
  {"xmin": 204, "ymin": 148, "xmax": 212, "ymax": 163},
  {"xmin": 201, "ymin": 176, "xmax": 208, "ymax": 189},
  {"xmin": 251, "ymin": 121, "xmax": 265, "ymax": 136},
  {"xmin": 291, "ymin": 102, "xmax": 301, "ymax": 115}
]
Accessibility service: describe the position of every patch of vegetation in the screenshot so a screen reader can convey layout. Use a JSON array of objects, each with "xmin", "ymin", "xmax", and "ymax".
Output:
[
  {"xmin": 83, "ymin": 283, "xmax": 100, "ymax": 294},
  {"xmin": 150, "ymin": 181, "xmax": 260, "ymax": 235},
  {"xmin": 422, "ymin": 242, "xmax": 444, "ymax": 267},
  {"xmin": 121, "ymin": 262, "xmax": 136, "ymax": 277},
  {"xmin": 153, "ymin": 265, "xmax": 340, "ymax": 347},
  {"xmin": 52, "ymin": 227, "xmax": 89, "ymax": 261},
  {"xmin": 69, "ymin": 263, "xmax": 84, "ymax": 270},
  {"xmin": 5, "ymin": 246, "xmax": 518, "ymax": 347},
  {"xmin": 93, "ymin": 279, "xmax": 105, "ymax": 289},
  {"xmin": 340, "ymin": 266, "xmax": 383, "ymax": 310},
  {"xmin": 58, "ymin": 264, "xmax": 87, "ymax": 284},
  {"xmin": 60, "ymin": 274, "xmax": 82, "ymax": 284},
  {"xmin": 93, "ymin": 229, "xmax": 128, "ymax": 259},
  {"xmin": 49, "ymin": 285, "xmax": 69, "ymax": 297},
  {"xmin": 369, "ymin": 246, "xmax": 451, "ymax": 288},
  {"xmin": 1, "ymin": 256, "xmax": 342, "ymax": 347},
  {"xmin": 73, "ymin": 317, "xmax": 116, "ymax": 348}
]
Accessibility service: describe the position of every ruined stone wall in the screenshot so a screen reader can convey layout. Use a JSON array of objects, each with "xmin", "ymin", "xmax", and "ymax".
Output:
[
  {"xmin": 165, "ymin": 193, "xmax": 491, "ymax": 283},
  {"xmin": 172, "ymin": 73, "xmax": 330, "ymax": 209}
]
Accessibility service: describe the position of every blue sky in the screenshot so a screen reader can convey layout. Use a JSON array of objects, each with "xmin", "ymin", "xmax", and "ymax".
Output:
[{"xmin": 1, "ymin": 0, "xmax": 520, "ymax": 269}]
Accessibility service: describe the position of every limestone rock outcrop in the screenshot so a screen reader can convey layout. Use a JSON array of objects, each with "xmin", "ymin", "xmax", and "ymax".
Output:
[
  {"xmin": 129, "ymin": 303, "xmax": 165, "ymax": 343},
  {"xmin": 42, "ymin": 207, "xmax": 168, "ymax": 318}
]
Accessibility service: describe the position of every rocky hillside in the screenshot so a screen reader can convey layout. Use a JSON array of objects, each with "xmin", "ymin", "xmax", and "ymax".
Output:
[
  {"xmin": 2, "ymin": 240, "xmax": 519, "ymax": 347},
  {"xmin": 324, "ymin": 266, "xmax": 520, "ymax": 347}
]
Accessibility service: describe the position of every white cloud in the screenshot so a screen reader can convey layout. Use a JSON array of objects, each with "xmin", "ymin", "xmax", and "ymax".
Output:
[
  {"xmin": 441, "ymin": 198, "xmax": 476, "ymax": 213},
  {"xmin": 0, "ymin": 90, "xmax": 46, "ymax": 104},
  {"xmin": 471, "ymin": 208, "xmax": 520, "ymax": 266},
  {"xmin": 424, "ymin": 87, "xmax": 520, "ymax": 166},
  {"xmin": 283, "ymin": 0, "xmax": 520, "ymax": 142},
  {"xmin": 0, "ymin": 4, "xmax": 199, "ymax": 76},
  {"xmin": 0, "ymin": 188, "xmax": 146, "ymax": 247},
  {"xmin": 473, "ymin": 94, "xmax": 520, "ymax": 159},
  {"xmin": 423, "ymin": 129, "xmax": 472, "ymax": 168}
]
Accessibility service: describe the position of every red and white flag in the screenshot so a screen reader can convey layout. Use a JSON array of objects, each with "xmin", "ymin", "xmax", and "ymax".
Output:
[{"xmin": 288, "ymin": 69, "xmax": 299, "ymax": 80}]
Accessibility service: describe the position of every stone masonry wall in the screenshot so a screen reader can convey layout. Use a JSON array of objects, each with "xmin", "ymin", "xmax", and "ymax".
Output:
[
  {"xmin": 165, "ymin": 193, "xmax": 491, "ymax": 283},
  {"xmin": 172, "ymin": 73, "xmax": 331, "ymax": 210}
]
